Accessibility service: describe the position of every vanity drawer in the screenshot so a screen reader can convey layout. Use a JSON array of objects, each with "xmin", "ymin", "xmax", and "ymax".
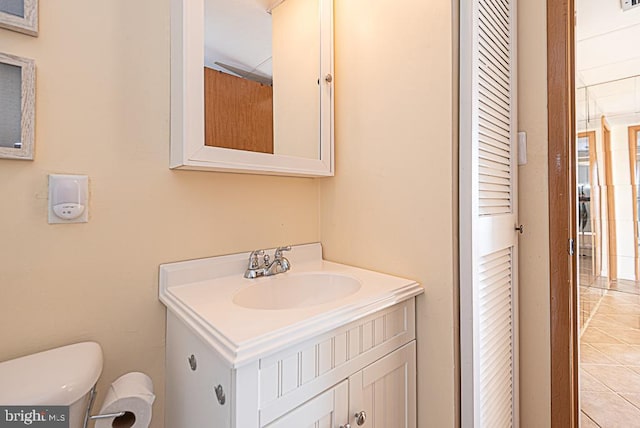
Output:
[{"xmin": 257, "ymin": 298, "xmax": 416, "ymax": 426}]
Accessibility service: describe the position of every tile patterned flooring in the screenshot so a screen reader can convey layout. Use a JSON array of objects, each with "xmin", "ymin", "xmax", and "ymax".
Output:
[{"xmin": 580, "ymin": 286, "xmax": 640, "ymax": 427}]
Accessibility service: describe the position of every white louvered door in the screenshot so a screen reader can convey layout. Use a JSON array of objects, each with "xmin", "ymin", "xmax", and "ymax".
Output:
[{"xmin": 459, "ymin": 0, "xmax": 519, "ymax": 426}]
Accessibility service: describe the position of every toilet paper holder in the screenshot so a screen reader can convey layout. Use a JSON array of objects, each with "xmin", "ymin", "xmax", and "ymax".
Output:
[
  {"xmin": 83, "ymin": 385, "xmax": 126, "ymax": 428},
  {"xmin": 90, "ymin": 412, "xmax": 126, "ymax": 420}
]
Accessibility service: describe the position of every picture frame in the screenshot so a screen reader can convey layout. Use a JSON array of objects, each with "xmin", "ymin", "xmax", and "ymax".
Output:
[
  {"xmin": 0, "ymin": 51, "xmax": 35, "ymax": 160},
  {"xmin": 0, "ymin": 0, "xmax": 38, "ymax": 36}
]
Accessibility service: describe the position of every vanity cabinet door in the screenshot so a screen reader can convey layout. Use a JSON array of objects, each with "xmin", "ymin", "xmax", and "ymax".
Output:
[
  {"xmin": 165, "ymin": 312, "xmax": 232, "ymax": 428},
  {"xmin": 348, "ymin": 341, "xmax": 417, "ymax": 428},
  {"xmin": 264, "ymin": 380, "xmax": 349, "ymax": 428}
]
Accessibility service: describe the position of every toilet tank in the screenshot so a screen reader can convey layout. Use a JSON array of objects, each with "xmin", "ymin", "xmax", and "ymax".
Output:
[{"xmin": 0, "ymin": 342, "xmax": 103, "ymax": 428}]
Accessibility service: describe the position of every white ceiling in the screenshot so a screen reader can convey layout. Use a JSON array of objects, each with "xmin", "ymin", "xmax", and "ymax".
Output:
[
  {"xmin": 576, "ymin": 0, "xmax": 640, "ymax": 126},
  {"xmin": 576, "ymin": 0, "xmax": 640, "ymax": 86},
  {"xmin": 204, "ymin": 0, "xmax": 274, "ymax": 78}
]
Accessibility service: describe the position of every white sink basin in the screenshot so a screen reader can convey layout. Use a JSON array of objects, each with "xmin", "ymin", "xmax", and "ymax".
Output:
[
  {"xmin": 233, "ymin": 272, "xmax": 362, "ymax": 310},
  {"xmin": 160, "ymin": 243, "xmax": 424, "ymax": 365}
]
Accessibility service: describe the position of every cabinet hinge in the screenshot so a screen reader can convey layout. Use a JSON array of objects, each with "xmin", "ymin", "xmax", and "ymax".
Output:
[{"xmin": 569, "ymin": 238, "xmax": 575, "ymax": 256}]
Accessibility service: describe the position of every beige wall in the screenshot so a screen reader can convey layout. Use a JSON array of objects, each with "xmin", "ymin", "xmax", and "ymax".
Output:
[
  {"xmin": 0, "ymin": 1, "xmax": 319, "ymax": 426},
  {"xmin": 319, "ymin": 0, "xmax": 458, "ymax": 426},
  {"xmin": 0, "ymin": 0, "xmax": 557, "ymax": 427},
  {"xmin": 517, "ymin": 0, "xmax": 551, "ymax": 425},
  {"xmin": 610, "ymin": 124, "xmax": 636, "ymax": 280}
]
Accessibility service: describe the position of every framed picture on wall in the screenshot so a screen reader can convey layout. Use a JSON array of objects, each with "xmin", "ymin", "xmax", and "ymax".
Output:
[
  {"xmin": 0, "ymin": 0, "xmax": 38, "ymax": 36},
  {"xmin": 0, "ymin": 51, "xmax": 35, "ymax": 160}
]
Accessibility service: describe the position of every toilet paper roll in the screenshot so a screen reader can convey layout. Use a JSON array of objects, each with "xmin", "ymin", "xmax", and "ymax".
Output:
[{"xmin": 94, "ymin": 372, "xmax": 155, "ymax": 428}]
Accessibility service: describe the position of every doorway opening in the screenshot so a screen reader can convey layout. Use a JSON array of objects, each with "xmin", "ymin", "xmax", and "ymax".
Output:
[{"xmin": 574, "ymin": 0, "xmax": 640, "ymax": 425}]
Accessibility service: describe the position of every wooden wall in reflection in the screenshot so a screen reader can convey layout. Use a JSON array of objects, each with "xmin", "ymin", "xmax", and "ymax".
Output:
[{"xmin": 204, "ymin": 67, "xmax": 274, "ymax": 154}]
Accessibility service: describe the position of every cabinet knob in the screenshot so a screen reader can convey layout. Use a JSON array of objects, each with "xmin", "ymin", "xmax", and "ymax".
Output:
[
  {"xmin": 355, "ymin": 410, "xmax": 367, "ymax": 425},
  {"xmin": 339, "ymin": 425, "xmax": 351, "ymax": 428},
  {"xmin": 214, "ymin": 385, "xmax": 226, "ymax": 405}
]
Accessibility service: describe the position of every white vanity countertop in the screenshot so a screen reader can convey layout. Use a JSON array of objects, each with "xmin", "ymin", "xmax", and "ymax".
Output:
[{"xmin": 159, "ymin": 243, "xmax": 424, "ymax": 367}]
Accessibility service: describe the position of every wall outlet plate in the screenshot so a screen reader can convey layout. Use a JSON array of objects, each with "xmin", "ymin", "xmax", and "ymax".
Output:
[
  {"xmin": 517, "ymin": 132, "xmax": 527, "ymax": 165},
  {"xmin": 48, "ymin": 174, "xmax": 89, "ymax": 224}
]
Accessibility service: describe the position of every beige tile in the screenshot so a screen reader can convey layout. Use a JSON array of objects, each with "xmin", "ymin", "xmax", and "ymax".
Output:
[
  {"xmin": 590, "ymin": 344, "xmax": 640, "ymax": 366},
  {"xmin": 623, "ymin": 365, "xmax": 640, "ymax": 377},
  {"xmin": 579, "ymin": 284, "xmax": 640, "ymax": 426},
  {"xmin": 589, "ymin": 313, "xmax": 633, "ymax": 330},
  {"xmin": 610, "ymin": 285, "xmax": 640, "ymax": 295},
  {"xmin": 584, "ymin": 300, "xmax": 602, "ymax": 311},
  {"xmin": 581, "ymin": 343, "xmax": 619, "ymax": 365},
  {"xmin": 582, "ymin": 326, "xmax": 625, "ymax": 345},
  {"xmin": 582, "ymin": 364, "xmax": 640, "ymax": 393},
  {"xmin": 606, "ymin": 329, "xmax": 640, "ymax": 345},
  {"xmin": 609, "ymin": 280, "xmax": 640, "ymax": 295},
  {"xmin": 580, "ymin": 411, "xmax": 600, "ymax": 428},
  {"xmin": 597, "ymin": 314, "xmax": 640, "ymax": 330},
  {"xmin": 594, "ymin": 277, "xmax": 610, "ymax": 288},
  {"xmin": 597, "ymin": 302, "xmax": 640, "ymax": 315},
  {"xmin": 620, "ymin": 392, "xmax": 640, "ymax": 411},
  {"xmin": 581, "ymin": 369, "xmax": 611, "ymax": 392},
  {"xmin": 587, "ymin": 316, "xmax": 627, "ymax": 331},
  {"xmin": 584, "ymin": 287, "xmax": 605, "ymax": 297},
  {"xmin": 603, "ymin": 293, "xmax": 640, "ymax": 305},
  {"xmin": 582, "ymin": 391, "xmax": 640, "ymax": 428}
]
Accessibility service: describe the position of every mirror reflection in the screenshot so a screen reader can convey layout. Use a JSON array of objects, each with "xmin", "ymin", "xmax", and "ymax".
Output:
[
  {"xmin": 204, "ymin": 0, "xmax": 321, "ymax": 159},
  {"xmin": 576, "ymin": 75, "xmax": 640, "ymax": 307},
  {"xmin": 0, "ymin": 51, "xmax": 34, "ymax": 160},
  {"xmin": 0, "ymin": 61, "xmax": 22, "ymax": 149}
]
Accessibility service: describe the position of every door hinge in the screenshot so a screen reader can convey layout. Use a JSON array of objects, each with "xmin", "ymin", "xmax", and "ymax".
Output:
[{"xmin": 569, "ymin": 238, "xmax": 575, "ymax": 256}]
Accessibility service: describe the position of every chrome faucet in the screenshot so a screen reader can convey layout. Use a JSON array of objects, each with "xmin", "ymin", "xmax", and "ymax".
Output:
[
  {"xmin": 244, "ymin": 249, "xmax": 265, "ymax": 279},
  {"xmin": 265, "ymin": 246, "xmax": 291, "ymax": 276},
  {"xmin": 244, "ymin": 246, "xmax": 292, "ymax": 279}
]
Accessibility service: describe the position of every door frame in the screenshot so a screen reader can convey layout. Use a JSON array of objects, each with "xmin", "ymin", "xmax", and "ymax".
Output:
[
  {"xmin": 628, "ymin": 125, "xmax": 640, "ymax": 280},
  {"xmin": 577, "ymin": 130, "xmax": 599, "ymax": 277},
  {"xmin": 547, "ymin": 0, "xmax": 579, "ymax": 426},
  {"xmin": 602, "ymin": 117, "xmax": 618, "ymax": 281}
]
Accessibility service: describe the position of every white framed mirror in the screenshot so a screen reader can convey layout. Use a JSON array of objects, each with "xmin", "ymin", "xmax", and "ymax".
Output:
[
  {"xmin": 0, "ymin": 51, "xmax": 35, "ymax": 161},
  {"xmin": 170, "ymin": 0, "xmax": 334, "ymax": 177}
]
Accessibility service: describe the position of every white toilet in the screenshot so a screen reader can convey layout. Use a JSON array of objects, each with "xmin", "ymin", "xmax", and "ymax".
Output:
[{"xmin": 0, "ymin": 342, "xmax": 103, "ymax": 428}]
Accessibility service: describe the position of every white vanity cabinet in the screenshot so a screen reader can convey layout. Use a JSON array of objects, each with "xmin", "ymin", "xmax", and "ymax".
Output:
[
  {"xmin": 348, "ymin": 341, "xmax": 416, "ymax": 428},
  {"xmin": 265, "ymin": 341, "xmax": 416, "ymax": 428},
  {"xmin": 165, "ymin": 298, "xmax": 418, "ymax": 428},
  {"xmin": 264, "ymin": 380, "xmax": 348, "ymax": 428},
  {"xmin": 160, "ymin": 243, "xmax": 424, "ymax": 428},
  {"xmin": 165, "ymin": 311, "xmax": 232, "ymax": 427}
]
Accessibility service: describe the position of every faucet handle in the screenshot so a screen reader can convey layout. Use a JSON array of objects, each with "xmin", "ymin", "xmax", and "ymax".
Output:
[
  {"xmin": 249, "ymin": 249, "xmax": 265, "ymax": 268},
  {"xmin": 274, "ymin": 246, "xmax": 292, "ymax": 258}
]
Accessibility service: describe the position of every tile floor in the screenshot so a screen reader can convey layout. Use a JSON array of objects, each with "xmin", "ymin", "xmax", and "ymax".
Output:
[
  {"xmin": 580, "ymin": 285, "xmax": 606, "ymax": 333},
  {"xmin": 580, "ymin": 288, "xmax": 640, "ymax": 427}
]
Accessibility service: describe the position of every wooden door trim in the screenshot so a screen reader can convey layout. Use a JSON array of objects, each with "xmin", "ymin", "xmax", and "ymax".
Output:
[
  {"xmin": 602, "ymin": 117, "xmax": 617, "ymax": 281},
  {"xmin": 547, "ymin": 0, "xmax": 579, "ymax": 426},
  {"xmin": 629, "ymin": 125, "xmax": 640, "ymax": 280}
]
